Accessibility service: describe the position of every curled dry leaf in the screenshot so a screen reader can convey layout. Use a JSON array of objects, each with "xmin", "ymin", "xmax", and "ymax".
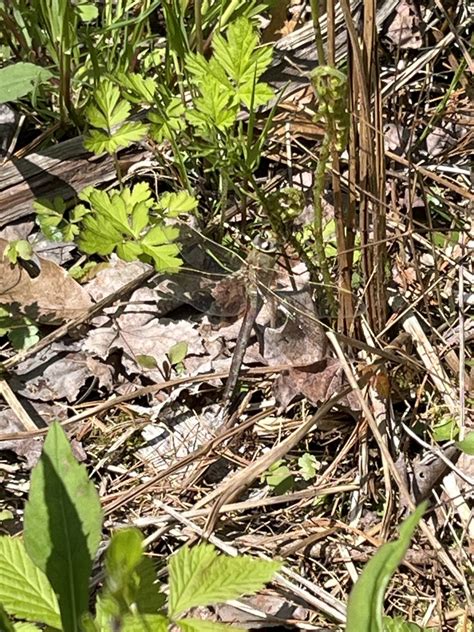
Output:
[{"xmin": 0, "ymin": 238, "xmax": 92, "ymax": 323}]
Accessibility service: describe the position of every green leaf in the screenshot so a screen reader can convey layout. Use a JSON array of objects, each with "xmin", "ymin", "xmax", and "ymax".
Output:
[
  {"xmin": 75, "ymin": 2, "xmax": 99, "ymax": 21},
  {"xmin": 14, "ymin": 623, "xmax": 44, "ymax": 632},
  {"xmin": 186, "ymin": 77, "xmax": 235, "ymax": 132},
  {"xmin": 168, "ymin": 543, "xmax": 280, "ymax": 618},
  {"xmin": 298, "ymin": 453, "xmax": 320, "ymax": 481},
  {"xmin": 8, "ymin": 322, "xmax": 40, "ymax": 351},
  {"xmin": 3, "ymin": 240, "xmax": 33, "ymax": 265},
  {"xmin": 0, "ymin": 537, "xmax": 61, "ymax": 628},
  {"xmin": 121, "ymin": 614, "xmax": 168, "ymax": 631},
  {"xmin": 156, "ymin": 191, "xmax": 198, "ymax": 217},
  {"xmin": 148, "ymin": 97, "xmax": 186, "ymax": 142},
  {"xmin": 168, "ymin": 341, "xmax": 188, "ymax": 366},
  {"xmin": 0, "ymin": 605, "xmax": 15, "ymax": 632},
  {"xmin": 136, "ymin": 355, "xmax": 159, "ymax": 370},
  {"xmin": 23, "ymin": 422, "xmax": 103, "ymax": 632},
  {"xmin": 456, "ymin": 431, "xmax": 474, "ymax": 455},
  {"xmin": 432, "ymin": 417, "xmax": 458, "ymax": 442},
  {"xmin": 0, "ymin": 510, "xmax": 14, "ymax": 521},
  {"xmin": 0, "ymin": 63, "xmax": 53, "ymax": 104},
  {"xmin": 85, "ymin": 81, "xmax": 130, "ymax": 130},
  {"xmin": 105, "ymin": 528, "xmax": 144, "ymax": 594},
  {"xmin": 83, "ymin": 121, "xmax": 148, "ymax": 154},
  {"xmin": 346, "ymin": 503, "xmax": 428, "ymax": 632},
  {"xmin": 141, "ymin": 243, "xmax": 182, "ymax": 271},
  {"xmin": 177, "ymin": 619, "xmax": 244, "ymax": 632},
  {"xmin": 383, "ymin": 615, "xmax": 424, "ymax": 631},
  {"xmin": 116, "ymin": 72, "xmax": 157, "ymax": 104}
]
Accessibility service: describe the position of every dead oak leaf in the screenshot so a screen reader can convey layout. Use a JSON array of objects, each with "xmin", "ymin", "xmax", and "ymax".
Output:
[{"xmin": 0, "ymin": 238, "xmax": 92, "ymax": 323}]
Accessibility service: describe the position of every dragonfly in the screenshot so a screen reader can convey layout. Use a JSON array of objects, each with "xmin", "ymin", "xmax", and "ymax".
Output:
[{"xmin": 160, "ymin": 227, "xmax": 329, "ymax": 411}]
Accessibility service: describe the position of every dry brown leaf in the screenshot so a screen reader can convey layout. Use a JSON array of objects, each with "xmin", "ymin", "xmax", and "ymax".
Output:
[
  {"xmin": 0, "ymin": 238, "xmax": 92, "ymax": 323},
  {"xmin": 386, "ymin": 0, "xmax": 422, "ymax": 49}
]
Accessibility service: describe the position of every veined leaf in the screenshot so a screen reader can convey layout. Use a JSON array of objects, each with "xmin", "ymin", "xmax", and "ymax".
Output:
[
  {"xmin": 0, "ymin": 63, "xmax": 53, "ymax": 104},
  {"xmin": 116, "ymin": 241, "xmax": 144, "ymax": 261},
  {"xmin": 86, "ymin": 81, "xmax": 130, "ymax": 130},
  {"xmin": 141, "ymin": 243, "xmax": 182, "ymax": 271},
  {"xmin": 78, "ymin": 214, "xmax": 124, "ymax": 255},
  {"xmin": 116, "ymin": 72, "xmax": 157, "ymax": 104},
  {"xmin": 456, "ymin": 431, "xmax": 474, "ymax": 455},
  {"xmin": 168, "ymin": 543, "xmax": 280, "ymax": 618},
  {"xmin": 0, "ymin": 537, "xmax": 61, "ymax": 628},
  {"xmin": 148, "ymin": 97, "xmax": 186, "ymax": 143},
  {"xmin": 156, "ymin": 191, "xmax": 198, "ymax": 216},
  {"xmin": 186, "ymin": 78, "xmax": 235, "ymax": 131},
  {"xmin": 84, "ymin": 121, "xmax": 148, "ymax": 155},
  {"xmin": 346, "ymin": 502, "xmax": 427, "ymax": 632},
  {"xmin": 23, "ymin": 422, "xmax": 103, "ymax": 632}
]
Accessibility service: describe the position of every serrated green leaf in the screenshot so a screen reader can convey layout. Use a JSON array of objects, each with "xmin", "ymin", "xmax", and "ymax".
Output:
[
  {"xmin": 117, "ymin": 72, "xmax": 157, "ymax": 104},
  {"xmin": 116, "ymin": 241, "xmax": 144, "ymax": 262},
  {"xmin": 0, "ymin": 63, "xmax": 53, "ymax": 104},
  {"xmin": 122, "ymin": 182, "xmax": 155, "ymax": 209},
  {"xmin": 78, "ymin": 213, "xmax": 124, "ymax": 255},
  {"xmin": 148, "ymin": 97, "xmax": 186, "ymax": 142},
  {"xmin": 456, "ymin": 431, "xmax": 474, "ymax": 455},
  {"xmin": 23, "ymin": 422, "xmax": 103, "ymax": 632},
  {"xmin": 168, "ymin": 543, "xmax": 281, "ymax": 618},
  {"xmin": 186, "ymin": 77, "xmax": 235, "ymax": 131},
  {"xmin": 177, "ymin": 618, "xmax": 244, "ymax": 632},
  {"xmin": 156, "ymin": 191, "xmax": 198, "ymax": 216},
  {"xmin": 0, "ymin": 537, "xmax": 61, "ymax": 628},
  {"xmin": 141, "ymin": 224, "xmax": 180, "ymax": 247},
  {"xmin": 121, "ymin": 614, "xmax": 168, "ymax": 631},
  {"xmin": 4, "ymin": 240, "xmax": 33, "ymax": 264},
  {"xmin": 346, "ymin": 502, "xmax": 427, "ymax": 632},
  {"xmin": 86, "ymin": 81, "xmax": 130, "ymax": 130},
  {"xmin": 141, "ymin": 243, "xmax": 182, "ymax": 271},
  {"xmin": 131, "ymin": 202, "xmax": 150, "ymax": 236},
  {"xmin": 84, "ymin": 120, "xmax": 148, "ymax": 155}
]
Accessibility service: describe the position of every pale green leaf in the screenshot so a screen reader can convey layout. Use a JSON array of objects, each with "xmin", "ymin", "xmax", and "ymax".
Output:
[
  {"xmin": 76, "ymin": 2, "xmax": 98, "ymax": 21},
  {"xmin": 383, "ymin": 616, "xmax": 424, "ymax": 631},
  {"xmin": 106, "ymin": 528, "xmax": 144, "ymax": 594},
  {"xmin": 236, "ymin": 82, "xmax": 274, "ymax": 109},
  {"xmin": 122, "ymin": 182, "xmax": 154, "ymax": 209},
  {"xmin": 78, "ymin": 214, "xmax": 123, "ymax": 255},
  {"xmin": 0, "ymin": 537, "xmax": 61, "ymax": 628},
  {"xmin": 23, "ymin": 422, "xmax": 103, "ymax": 632},
  {"xmin": 168, "ymin": 341, "xmax": 188, "ymax": 366},
  {"xmin": 0, "ymin": 510, "xmax": 14, "ymax": 521},
  {"xmin": 148, "ymin": 97, "xmax": 186, "ymax": 142},
  {"xmin": 456, "ymin": 431, "xmax": 474, "ymax": 455},
  {"xmin": 0, "ymin": 63, "xmax": 53, "ymax": 104},
  {"xmin": 131, "ymin": 202, "xmax": 150, "ymax": 236},
  {"xmin": 168, "ymin": 543, "xmax": 281, "ymax": 617},
  {"xmin": 177, "ymin": 618, "xmax": 244, "ymax": 632},
  {"xmin": 186, "ymin": 77, "xmax": 235, "ymax": 131},
  {"xmin": 346, "ymin": 502, "xmax": 428, "ymax": 632},
  {"xmin": 121, "ymin": 614, "xmax": 168, "ymax": 631},
  {"xmin": 156, "ymin": 191, "xmax": 198, "ymax": 216},
  {"xmin": 298, "ymin": 453, "xmax": 320, "ymax": 481},
  {"xmin": 84, "ymin": 120, "xmax": 148, "ymax": 155},
  {"xmin": 14, "ymin": 623, "xmax": 43, "ymax": 632}
]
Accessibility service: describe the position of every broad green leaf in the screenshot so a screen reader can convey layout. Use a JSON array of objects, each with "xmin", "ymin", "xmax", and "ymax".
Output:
[
  {"xmin": 156, "ymin": 191, "xmax": 198, "ymax": 217},
  {"xmin": 121, "ymin": 614, "xmax": 168, "ymax": 631},
  {"xmin": 78, "ymin": 214, "xmax": 123, "ymax": 255},
  {"xmin": 456, "ymin": 431, "xmax": 474, "ymax": 455},
  {"xmin": 0, "ymin": 63, "xmax": 53, "ymax": 104},
  {"xmin": 177, "ymin": 619, "xmax": 244, "ymax": 632},
  {"xmin": 122, "ymin": 182, "xmax": 155, "ymax": 209},
  {"xmin": 186, "ymin": 78, "xmax": 235, "ymax": 131},
  {"xmin": 23, "ymin": 422, "xmax": 103, "ymax": 632},
  {"xmin": 346, "ymin": 502, "xmax": 428, "ymax": 632},
  {"xmin": 34, "ymin": 197, "xmax": 68, "ymax": 241},
  {"xmin": 75, "ymin": 2, "xmax": 99, "ymax": 21},
  {"xmin": 116, "ymin": 241, "xmax": 143, "ymax": 262},
  {"xmin": 131, "ymin": 202, "xmax": 150, "ymax": 236},
  {"xmin": 383, "ymin": 615, "xmax": 424, "ymax": 631},
  {"xmin": 8, "ymin": 322, "xmax": 40, "ymax": 350},
  {"xmin": 105, "ymin": 528, "xmax": 144, "ymax": 595},
  {"xmin": 0, "ymin": 537, "xmax": 61, "ymax": 628},
  {"xmin": 168, "ymin": 543, "xmax": 281, "ymax": 618},
  {"xmin": 136, "ymin": 355, "xmax": 158, "ymax": 369}
]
